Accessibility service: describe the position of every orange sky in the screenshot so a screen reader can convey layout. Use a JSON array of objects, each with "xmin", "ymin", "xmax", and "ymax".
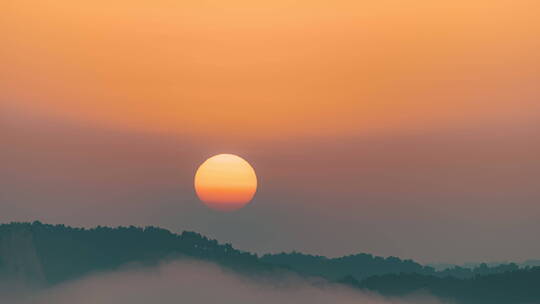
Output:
[
  {"xmin": 2, "ymin": 0, "xmax": 539, "ymax": 140},
  {"xmin": 2, "ymin": 1, "xmax": 540, "ymax": 263}
]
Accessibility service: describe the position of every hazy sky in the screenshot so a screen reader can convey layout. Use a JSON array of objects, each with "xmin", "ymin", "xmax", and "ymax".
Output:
[{"xmin": 1, "ymin": 0, "xmax": 540, "ymax": 263}]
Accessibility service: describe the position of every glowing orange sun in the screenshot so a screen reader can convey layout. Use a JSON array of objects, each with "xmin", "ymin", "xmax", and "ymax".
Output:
[{"xmin": 194, "ymin": 154, "xmax": 257, "ymax": 211}]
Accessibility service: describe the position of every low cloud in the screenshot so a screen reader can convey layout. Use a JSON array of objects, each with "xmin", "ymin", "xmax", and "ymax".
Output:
[{"xmin": 4, "ymin": 259, "xmax": 446, "ymax": 304}]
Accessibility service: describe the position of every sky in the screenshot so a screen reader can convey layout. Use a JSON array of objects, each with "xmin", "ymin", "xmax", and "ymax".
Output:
[{"xmin": 1, "ymin": 0, "xmax": 540, "ymax": 264}]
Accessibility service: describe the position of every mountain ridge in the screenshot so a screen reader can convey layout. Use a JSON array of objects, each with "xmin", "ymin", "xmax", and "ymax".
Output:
[{"xmin": 1, "ymin": 221, "xmax": 539, "ymax": 304}]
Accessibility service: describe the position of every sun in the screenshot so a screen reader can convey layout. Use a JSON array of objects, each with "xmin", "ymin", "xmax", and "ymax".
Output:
[{"xmin": 194, "ymin": 154, "xmax": 257, "ymax": 211}]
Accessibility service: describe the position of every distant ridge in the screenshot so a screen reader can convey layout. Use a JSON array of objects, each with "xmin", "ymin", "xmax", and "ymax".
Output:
[{"xmin": 261, "ymin": 251, "xmax": 434, "ymax": 280}]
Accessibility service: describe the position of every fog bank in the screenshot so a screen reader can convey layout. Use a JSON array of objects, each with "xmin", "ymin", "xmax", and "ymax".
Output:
[{"xmin": 4, "ymin": 260, "xmax": 445, "ymax": 304}]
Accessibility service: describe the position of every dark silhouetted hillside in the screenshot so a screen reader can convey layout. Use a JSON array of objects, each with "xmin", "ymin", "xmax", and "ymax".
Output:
[
  {"xmin": 261, "ymin": 251, "xmax": 435, "ymax": 280},
  {"xmin": 1, "ymin": 222, "xmax": 539, "ymax": 304},
  {"xmin": 341, "ymin": 267, "xmax": 540, "ymax": 304},
  {"xmin": 0, "ymin": 222, "xmax": 274, "ymax": 285},
  {"xmin": 261, "ymin": 252, "xmax": 526, "ymax": 281},
  {"xmin": 434, "ymin": 262, "xmax": 521, "ymax": 279}
]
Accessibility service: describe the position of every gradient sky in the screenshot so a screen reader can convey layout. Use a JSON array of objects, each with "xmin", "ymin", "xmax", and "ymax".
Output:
[{"xmin": 1, "ymin": 0, "xmax": 540, "ymax": 264}]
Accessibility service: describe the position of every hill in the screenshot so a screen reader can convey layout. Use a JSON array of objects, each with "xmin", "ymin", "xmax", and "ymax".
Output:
[
  {"xmin": 341, "ymin": 267, "xmax": 540, "ymax": 304},
  {"xmin": 0, "ymin": 222, "xmax": 273, "ymax": 285},
  {"xmin": 1, "ymin": 222, "xmax": 539, "ymax": 304},
  {"xmin": 261, "ymin": 252, "xmax": 434, "ymax": 280}
]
